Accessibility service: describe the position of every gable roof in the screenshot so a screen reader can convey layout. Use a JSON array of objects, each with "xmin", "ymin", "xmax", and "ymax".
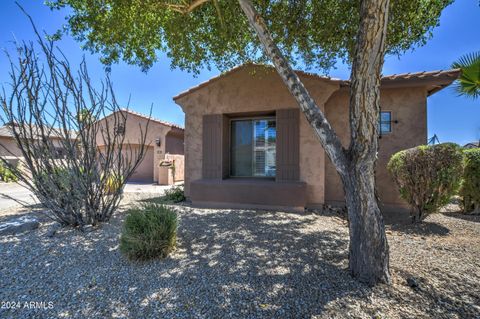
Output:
[
  {"xmin": 0, "ymin": 123, "xmax": 76, "ymax": 139},
  {"xmin": 105, "ymin": 108, "xmax": 184, "ymax": 130},
  {"xmin": 173, "ymin": 63, "xmax": 460, "ymax": 100}
]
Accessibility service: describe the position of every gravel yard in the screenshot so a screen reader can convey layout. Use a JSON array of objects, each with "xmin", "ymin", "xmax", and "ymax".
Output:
[{"xmin": 0, "ymin": 196, "xmax": 479, "ymax": 318}]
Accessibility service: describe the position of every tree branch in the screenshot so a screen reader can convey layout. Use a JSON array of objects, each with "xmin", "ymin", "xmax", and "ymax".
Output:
[{"xmin": 237, "ymin": 0, "xmax": 348, "ymax": 174}]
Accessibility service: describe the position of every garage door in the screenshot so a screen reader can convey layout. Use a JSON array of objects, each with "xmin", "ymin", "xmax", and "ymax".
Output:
[{"xmin": 128, "ymin": 146, "xmax": 154, "ymax": 183}]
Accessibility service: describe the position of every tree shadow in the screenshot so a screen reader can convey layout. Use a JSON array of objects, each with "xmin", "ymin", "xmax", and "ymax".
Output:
[
  {"xmin": 0, "ymin": 204, "xmax": 377, "ymax": 318},
  {"xmin": 387, "ymin": 220, "xmax": 450, "ymax": 236},
  {"xmin": 442, "ymin": 211, "xmax": 480, "ymax": 224}
]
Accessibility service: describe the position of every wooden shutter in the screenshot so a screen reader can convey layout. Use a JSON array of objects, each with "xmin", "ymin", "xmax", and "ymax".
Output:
[
  {"xmin": 202, "ymin": 114, "xmax": 223, "ymax": 179},
  {"xmin": 276, "ymin": 108, "xmax": 300, "ymax": 181}
]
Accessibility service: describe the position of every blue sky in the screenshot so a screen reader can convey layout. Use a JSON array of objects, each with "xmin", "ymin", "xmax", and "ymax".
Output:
[{"xmin": 0, "ymin": 0, "xmax": 478, "ymax": 145}]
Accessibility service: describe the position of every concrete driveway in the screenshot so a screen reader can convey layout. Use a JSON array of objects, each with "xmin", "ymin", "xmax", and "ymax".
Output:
[
  {"xmin": 0, "ymin": 182, "xmax": 173, "ymax": 211},
  {"xmin": 0, "ymin": 182, "xmax": 37, "ymax": 210}
]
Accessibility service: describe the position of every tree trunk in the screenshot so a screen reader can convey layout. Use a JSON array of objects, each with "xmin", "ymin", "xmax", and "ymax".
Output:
[
  {"xmin": 343, "ymin": 163, "xmax": 390, "ymax": 285},
  {"xmin": 346, "ymin": 0, "xmax": 390, "ymax": 284},
  {"xmin": 238, "ymin": 0, "xmax": 391, "ymax": 284}
]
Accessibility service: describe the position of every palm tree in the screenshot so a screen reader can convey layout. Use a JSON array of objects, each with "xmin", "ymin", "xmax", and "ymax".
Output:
[{"xmin": 452, "ymin": 51, "xmax": 480, "ymax": 99}]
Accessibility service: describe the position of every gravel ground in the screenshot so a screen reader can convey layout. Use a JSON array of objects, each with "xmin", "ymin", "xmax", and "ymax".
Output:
[{"xmin": 0, "ymin": 196, "xmax": 479, "ymax": 318}]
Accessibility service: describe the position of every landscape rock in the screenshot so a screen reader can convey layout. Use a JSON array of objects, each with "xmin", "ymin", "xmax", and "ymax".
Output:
[
  {"xmin": 0, "ymin": 215, "xmax": 39, "ymax": 236},
  {"xmin": 46, "ymin": 222, "xmax": 62, "ymax": 238}
]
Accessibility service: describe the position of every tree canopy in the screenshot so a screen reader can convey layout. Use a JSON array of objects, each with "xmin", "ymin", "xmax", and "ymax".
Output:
[{"xmin": 48, "ymin": 0, "xmax": 453, "ymax": 73}]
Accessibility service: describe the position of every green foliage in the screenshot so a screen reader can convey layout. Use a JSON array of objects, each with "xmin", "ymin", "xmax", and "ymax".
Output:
[
  {"xmin": 47, "ymin": 0, "xmax": 452, "ymax": 73},
  {"xmin": 0, "ymin": 162, "xmax": 18, "ymax": 182},
  {"xmin": 120, "ymin": 204, "xmax": 178, "ymax": 260},
  {"xmin": 452, "ymin": 51, "xmax": 480, "ymax": 99},
  {"xmin": 103, "ymin": 173, "xmax": 124, "ymax": 194},
  {"xmin": 388, "ymin": 143, "xmax": 464, "ymax": 222},
  {"xmin": 163, "ymin": 185, "xmax": 186, "ymax": 203},
  {"xmin": 460, "ymin": 148, "xmax": 480, "ymax": 214}
]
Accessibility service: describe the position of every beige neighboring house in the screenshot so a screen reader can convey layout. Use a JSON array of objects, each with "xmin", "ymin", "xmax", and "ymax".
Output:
[
  {"xmin": 174, "ymin": 63, "xmax": 460, "ymax": 213},
  {"xmin": 96, "ymin": 109, "xmax": 184, "ymax": 184},
  {"xmin": 0, "ymin": 123, "xmax": 69, "ymax": 167}
]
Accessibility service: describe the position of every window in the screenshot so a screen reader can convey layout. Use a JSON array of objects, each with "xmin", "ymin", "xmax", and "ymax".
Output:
[
  {"xmin": 379, "ymin": 111, "xmax": 392, "ymax": 134},
  {"xmin": 230, "ymin": 117, "xmax": 276, "ymax": 177}
]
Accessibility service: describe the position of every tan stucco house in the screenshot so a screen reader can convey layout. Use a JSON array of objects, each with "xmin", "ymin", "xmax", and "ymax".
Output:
[
  {"xmin": 0, "ymin": 123, "xmax": 70, "ymax": 167},
  {"xmin": 96, "ymin": 109, "xmax": 184, "ymax": 184},
  {"xmin": 174, "ymin": 64, "xmax": 459, "ymax": 212}
]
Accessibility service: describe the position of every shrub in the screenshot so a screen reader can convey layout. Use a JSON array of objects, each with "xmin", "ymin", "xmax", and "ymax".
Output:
[
  {"xmin": 0, "ymin": 25, "xmax": 149, "ymax": 227},
  {"xmin": 0, "ymin": 162, "xmax": 18, "ymax": 182},
  {"xmin": 120, "ymin": 204, "xmax": 178, "ymax": 260},
  {"xmin": 163, "ymin": 185, "xmax": 186, "ymax": 203},
  {"xmin": 388, "ymin": 143, "xmax": 464, "ymax": 222},
  {"xmin": 460, "ymin": 148, "xmax": 480, "ymax": 214},
  {"xmin": 103, "ymin": 173, "xmax": 124, "ymax": 195}
]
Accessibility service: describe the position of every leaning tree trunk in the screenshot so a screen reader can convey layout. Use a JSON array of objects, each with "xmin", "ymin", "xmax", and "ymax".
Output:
[{"xmin": 238, "ymin": 0, "xmax": 390, "ymax": 284}]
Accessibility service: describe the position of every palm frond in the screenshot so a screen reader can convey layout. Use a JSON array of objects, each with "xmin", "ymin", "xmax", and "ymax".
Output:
[{"xmin": 452, "ymin": 51, "xmax": 480, "ymax": 99}]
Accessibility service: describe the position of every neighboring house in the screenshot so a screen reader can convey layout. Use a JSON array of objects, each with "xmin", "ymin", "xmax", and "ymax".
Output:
[
  {"xmin": 464, "ymin": 141, "xmax": 479, "ymax": 149},
  {"xmin": 174, "ymin": 63, "xmax": 460, "ymax": 212},
  {"xmin": 96, "ymin": 109, "xmax": 184, "ymax": 184},
  {"xmin": 0, "ymin": 123, "xmax": 70, "ymax": 167}
]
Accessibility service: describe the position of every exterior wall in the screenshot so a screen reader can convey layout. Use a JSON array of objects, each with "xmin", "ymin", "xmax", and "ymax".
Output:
[
  {"xmin": 96, "ymin": 111, "xmax": 184, "ymax": 183},
  {"xmin": 175, "ymin": 65, "xmax": 339, "ymax": 205},
  {"xmin": 0, "ymin": 137, "xmax": 22, "ymax": 157},
  {"xmin": 324, "ymin": 87, "xmax": 428, "ymax": 209},
  {"xmin": 165, "ymin": 132, "xmax": 185, "ymax": 155}
]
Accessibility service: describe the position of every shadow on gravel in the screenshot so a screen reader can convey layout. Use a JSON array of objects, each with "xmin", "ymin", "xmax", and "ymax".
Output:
[
  {"xmin": 442, "ymin": 212, "xmax": 480, "ymax": 224},
  {"xmin": 2, "ymin": 204, "xmax": 478, "ymax": 318},
  {"xmin": 0, "ymin": 204, "xmax": 368, "ymax": 318},
  {"xmin": 387, "ymin": 220, "xmax": 450, "ymax": 236}
]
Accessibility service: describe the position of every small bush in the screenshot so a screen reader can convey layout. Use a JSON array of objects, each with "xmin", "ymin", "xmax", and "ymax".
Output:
[
  {"xmin": 103, "ymin": 173, "xmax": 124, "ymax": 194},
  {"xmin": 460, "ymin": 148, "xmax": 480, "ymax": 214},
  {"xmin": 388, "ymin": 143, "xmax": 464, "ymax": 222},
  {"xmin": 0, "ymin": 162, "xmax": 18, "ymax": 182},
  {"xmin": 120, "ymin": 204, "xmax": 178, "ymax": 260},
  {"xmin": 163, "ymin": 185, "xmax": 186, "ymax": 203}
]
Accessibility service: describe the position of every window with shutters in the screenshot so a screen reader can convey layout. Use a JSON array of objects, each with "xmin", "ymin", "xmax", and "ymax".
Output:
[{"xmin": 230, "ymin": 117, "xmax": 276, "ymax": 177}]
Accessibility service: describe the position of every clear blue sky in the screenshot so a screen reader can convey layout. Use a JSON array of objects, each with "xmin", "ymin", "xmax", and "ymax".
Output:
[{"xmin": 0, "ymin": 0, "xmax": 478, "ymax": 145}]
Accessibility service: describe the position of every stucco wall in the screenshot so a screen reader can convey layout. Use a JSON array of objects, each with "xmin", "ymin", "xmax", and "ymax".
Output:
[
  {"xmin": 165, "ymin": 132, "xmax": 185, "ymax": 155},
  {"xmin": 324, "ymin": 87, "xmax": 428, "ymax": 208},
  {"xmin": 175, "ymin": 65, "xmax": 339, "ymax": 205},
  {"xmin": 0, "ymin": 137, "xmax": 22, "ymax": 157},
  {"xmin": 96, "ymin": 111, "xmax": 183, "ymax": 183}
]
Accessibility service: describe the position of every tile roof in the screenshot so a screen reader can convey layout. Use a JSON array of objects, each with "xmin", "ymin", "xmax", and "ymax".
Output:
[
  {"xmin": 173, "ymin": 63, "xmax": 461, "ymax": 100},
  {"xmin": 116, "ymin": 108, "xmax": 184, "ymax": 130},
  {"xmin": 0, "ymin": 123, "xmax": 76, "ymax": 139},
  {"xmin": 173, "ymin": 63, "xmax": 342, "ymax": 100}
]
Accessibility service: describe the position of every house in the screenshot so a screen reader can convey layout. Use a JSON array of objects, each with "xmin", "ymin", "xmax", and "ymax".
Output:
[
  {"xmin": 0, "ymin": 123, "xmax": 71, "ymax": 167},
  {"xmin": 464, "ymin": 141, "xmax": 479, "ymax": 149},
  {"xmin": 173, "ymin": 63, "xmax": 460, "ymax": 212},
  {"xmin": 96, "ymin": 109, "xmax": 184, "ymax": 184}
]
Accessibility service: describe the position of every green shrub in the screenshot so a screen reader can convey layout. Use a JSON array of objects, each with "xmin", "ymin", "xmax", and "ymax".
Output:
[
  {"xmin": 388, "ymin": 143, "xmax": 464, "ymax": 222},
  {"xmin": 103, "ymin": 173, "xmax": 124, "ymax": 194},
  {"xmin": 460, "ymin": 148, "xmax": 480, "ymax": 214},
  {"xmin": 120, "ymin": 204, "xmax": 178, "ymax": 260},
  {"xmin": 0, "ymin": 162, "xmax": 18, "ymax": 182},
  {"xmin": 163, "ymin": 185, "xmax": 186, "ymax": 203}
]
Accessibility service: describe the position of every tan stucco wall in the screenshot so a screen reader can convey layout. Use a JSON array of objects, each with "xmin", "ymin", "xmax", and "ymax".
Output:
[
  {"xmin": 324, "ymin": 87, "xmax": 428, "ymax": 208},
  {"xmin": 175, "ymin": 65, "xmax": 339, "ymax": 204},
  {"xmin": 0, "ymin": 137, "xmax": 22, "ymax": 157},
  {"xmin": 96, "ymin": 111, "xmax": 184, "ymax": 183}
]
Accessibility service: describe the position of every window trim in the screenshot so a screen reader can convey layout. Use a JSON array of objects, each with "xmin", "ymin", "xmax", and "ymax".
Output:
[{"xmin": 229, "ymin": 116, "xmax": 276, "ymax": 179}]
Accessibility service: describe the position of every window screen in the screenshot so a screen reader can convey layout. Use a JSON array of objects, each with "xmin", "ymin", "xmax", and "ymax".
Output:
[{"xmin": 231, "ymin": 118, "xmax": 276, "ymax": 177}]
